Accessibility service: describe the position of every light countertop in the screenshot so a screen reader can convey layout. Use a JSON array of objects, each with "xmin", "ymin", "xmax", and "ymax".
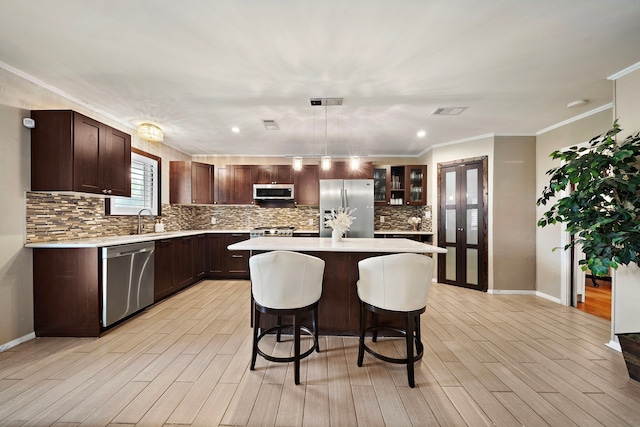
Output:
[
  {"xmin": 227, "ymin": 236, "xmax": 446, "ymax": 253},
  {"xmin": 25, "ymin": 229, "xmax": 434, "ymax": 249}
]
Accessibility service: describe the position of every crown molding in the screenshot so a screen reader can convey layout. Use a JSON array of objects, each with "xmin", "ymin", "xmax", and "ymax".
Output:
[
  {"xmin": 607, "ymin": 61, "xmax": 640, "ymax": 80},
  {"xmin": 536, "ymin": 103, "xmax": 613, "ymax": 135}
]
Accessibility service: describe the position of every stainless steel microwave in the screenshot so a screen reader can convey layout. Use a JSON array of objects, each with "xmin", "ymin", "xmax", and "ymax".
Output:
[{"xmin": 253, "ymin": 183, "xmax": 294, "ymax": 200}]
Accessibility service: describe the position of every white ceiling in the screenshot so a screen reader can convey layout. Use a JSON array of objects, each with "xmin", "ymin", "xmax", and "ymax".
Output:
[{"xmin": 2, "ymin": 0, "xmax": 640, "ymax": 157}]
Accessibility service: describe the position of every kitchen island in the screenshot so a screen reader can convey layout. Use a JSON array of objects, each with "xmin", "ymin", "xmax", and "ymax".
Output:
[{"xmin": 228, "ymin": 236, "xmax": 446, "ymax": 336}]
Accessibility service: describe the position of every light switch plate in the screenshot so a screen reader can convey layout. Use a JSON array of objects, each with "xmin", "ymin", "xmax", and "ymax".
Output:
[{"xmin": 211, "ymin": 217, "xmax": 217, "ymax": 225}]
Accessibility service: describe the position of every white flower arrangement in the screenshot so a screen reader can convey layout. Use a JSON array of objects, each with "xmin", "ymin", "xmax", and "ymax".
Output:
[
  {"xmin": 407, "ymin": 216, "xmax": 421, "ymax": 226},
  {"xmin": 324, "ymin": 207, "xmax": 357, "ymax": 233}
]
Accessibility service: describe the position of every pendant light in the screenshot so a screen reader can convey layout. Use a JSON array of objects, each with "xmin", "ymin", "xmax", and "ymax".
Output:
[{"xmin": 321, "ymin": 104, "xmax": 331, "ymax": 170}]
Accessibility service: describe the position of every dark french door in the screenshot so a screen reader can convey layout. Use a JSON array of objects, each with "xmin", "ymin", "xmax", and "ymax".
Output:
[{"xmin": 437, "ymin": 158, "xmax": 488, "ymax": 291}]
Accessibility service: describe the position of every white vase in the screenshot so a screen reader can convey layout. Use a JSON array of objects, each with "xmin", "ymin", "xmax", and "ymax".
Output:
[{"xmin": 332, "ymin": 229, "xmax": 342, "ymax": 243}]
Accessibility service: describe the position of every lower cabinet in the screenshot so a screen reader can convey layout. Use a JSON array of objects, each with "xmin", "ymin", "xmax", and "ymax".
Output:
[
  {"xmin": 207, "ymin": 233, "xmax": 250, "ymax": 279},
  {"xmin": 154, "ymin": 234, "xmax": 206, "ymax": 302}
]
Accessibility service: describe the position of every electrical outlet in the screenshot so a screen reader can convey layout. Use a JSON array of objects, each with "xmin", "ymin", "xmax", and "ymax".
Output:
[
  {"xmin": 424, "ymin": 211, "xmax": 431, "ymax": 219},
  {"xmin": 380, "ymin": 216, "xmax": 385, "ymax": 223},
  {"xmin": 308, "ymin": 218, "xmax": 314, "ymax": 225},
  {"xmin": 211, "ymin": 217, "xmax": 217, "ymax": 225}
]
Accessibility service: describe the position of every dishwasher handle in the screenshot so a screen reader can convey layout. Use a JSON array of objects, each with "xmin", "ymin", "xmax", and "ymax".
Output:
[{"xmin": 103, "ymin": 242, "xmax": 155, "ymax": 259}]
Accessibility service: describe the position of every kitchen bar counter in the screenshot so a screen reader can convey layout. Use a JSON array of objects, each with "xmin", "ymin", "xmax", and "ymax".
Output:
[
  {"xmin": 229, "ymin": 236, "xmax": 446, "ymax": 336},
  {"xmin": 227, "ymin": 236, "xmax": 445, "ymax": 253}
]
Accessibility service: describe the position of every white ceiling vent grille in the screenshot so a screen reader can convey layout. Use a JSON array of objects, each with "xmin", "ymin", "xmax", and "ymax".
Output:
[
  {"xmin": 261, "ymin": 119, "xmax": 280, "ymax": 130},
  {"xmin": 431, "ymin": 107, "xmax": 468, "ymax": 116}
]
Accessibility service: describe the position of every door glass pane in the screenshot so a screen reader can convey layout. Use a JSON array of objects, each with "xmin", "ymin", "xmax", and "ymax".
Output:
[
  {"xmin": 445, "ymin": 209, "xmax": 456, "ymax": 243},
  {"xmin": 446, "ymin": 247, "xmax": 457, "ymax": 281},
  {"xmin": 466, "ymin": 168, "xmax": 478, "ymax": 205},
  {"xmin": 467, "ymin": 208, "xmax": 478, "ymax": 245},
  {"xmin": 445, "ymin": 171, "xmax": 456, "ymax": 204},
  {"xmin": 467, "ymin": 248, "xmax": 478, "ymax": 285}
]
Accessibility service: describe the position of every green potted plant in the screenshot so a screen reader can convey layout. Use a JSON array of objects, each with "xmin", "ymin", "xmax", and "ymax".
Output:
[{"xmin": 537, "ymin": 120, "xmax": 640, "ymax": 381}]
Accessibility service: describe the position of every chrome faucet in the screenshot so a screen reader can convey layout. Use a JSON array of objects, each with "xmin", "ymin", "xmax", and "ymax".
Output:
[{"xmin": 137, "ymin": 208, "xmax": 154, "ymax": 234}]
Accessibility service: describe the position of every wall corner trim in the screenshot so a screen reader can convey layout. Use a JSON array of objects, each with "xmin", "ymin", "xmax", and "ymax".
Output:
[{"xmin": 0, "ymin": 332, "xmax": 36, "ymax": 353}]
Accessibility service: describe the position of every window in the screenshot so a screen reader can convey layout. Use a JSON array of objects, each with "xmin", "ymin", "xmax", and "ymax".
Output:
[{"xmin": 108, "ymin": 150, "xmax": 160, "ymax": 215}]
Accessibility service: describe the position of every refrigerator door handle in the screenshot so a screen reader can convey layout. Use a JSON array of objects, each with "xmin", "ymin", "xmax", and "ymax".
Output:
[{"xmin": 343, "ymin": 188, "xmax": 347, "ymax": 208}]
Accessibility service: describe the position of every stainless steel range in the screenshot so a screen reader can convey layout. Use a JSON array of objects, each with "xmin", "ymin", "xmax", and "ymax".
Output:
[{"xmin": 250, "ymin": 226, "xmax": 295, "ymax": 238}]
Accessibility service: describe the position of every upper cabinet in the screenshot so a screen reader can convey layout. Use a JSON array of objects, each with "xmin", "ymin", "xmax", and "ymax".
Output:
[
  {"xmin": 252, "ymin": 165, "xmax": 293, "ymax": 184},
  {"xmin": 170, "ymin": 161, "xmax": 214, "ymax": 204},
  {"xmin": 319, "ymin": 161, "xmax": 373, "ymax": 180},
  {"xmin": 215, "ymin": 165, "xmax": 254, "ymax": 204},
  {"xmin": 31, "ymin": 110, "xmax": 131, "ymax": 196},
  {"xmin": 373, "ymin": 165, "xmax": 426, "ymax": 206},
  {"xmin": 294, "ymin": 164, "xmax": 319, "ymax": 206}
]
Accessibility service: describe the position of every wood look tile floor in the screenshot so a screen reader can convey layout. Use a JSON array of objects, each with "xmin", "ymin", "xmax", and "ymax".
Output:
[{"xmin": 1, "ymin": 279, "xmax": 640, "ymax": 426}]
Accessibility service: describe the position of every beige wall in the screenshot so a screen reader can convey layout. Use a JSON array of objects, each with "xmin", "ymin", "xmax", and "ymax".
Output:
[
  {"xmin": 0, "ymin": 67, "xmax": 191, "ymax": 347},
  {"xmin": 0, "ymin": 104, "xmax": 34, "ymax": 346},
  {"xmin": 534, "ymin": 109, "xmax": 612, "ymax": 299},
  {"xmin": 493, "ymin": 136, "xmax": 536, "ymax": 291},
  {"xmin": 612, "ymin": 67, "xmax": 640, "ymax": 334}
]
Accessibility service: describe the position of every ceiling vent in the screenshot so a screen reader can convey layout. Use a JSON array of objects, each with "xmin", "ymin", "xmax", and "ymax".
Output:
[
  {"xmin": 261, "ymin": 119, "xmax": 280, "ymax": 130},
  {"xmin": 431, "ymin": 107, "xmax": 468, "ymax": 116},
  {"xmin": 310, "ymin": 97, "xmax": 343, "ymax": 106}
]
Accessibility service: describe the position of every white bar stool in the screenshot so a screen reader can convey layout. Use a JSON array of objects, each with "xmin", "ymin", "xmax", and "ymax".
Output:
[
  {"xmin": 249, "ymin": 250, "xmax": 325, "ymax": 385},
  {"xmin": 356, "ymin": 253, "xmax": 435, "ymax": 388}
]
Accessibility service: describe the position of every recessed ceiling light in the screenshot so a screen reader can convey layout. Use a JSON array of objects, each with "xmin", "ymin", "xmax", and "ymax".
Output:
[
  {"xmin": 417, "ymin": 130, "xmax": 426, "ymax": 138},
  {"xmin": 231, "ymin": 127, "xmax": 240, "ymax": 133}
]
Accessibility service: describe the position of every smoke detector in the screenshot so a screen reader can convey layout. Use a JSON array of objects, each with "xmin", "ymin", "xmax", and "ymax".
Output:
[
  {"xmin": 567, "ymin": 99, "xmax": 588, "ymax": 108},
  {"xmin": 431, "ymin": 107, "xmax": 468, "ymax": 116}
]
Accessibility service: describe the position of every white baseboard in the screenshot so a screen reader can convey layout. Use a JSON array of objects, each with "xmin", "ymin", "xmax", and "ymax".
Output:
[
  {"xmin": 0, "ymin": 332, "xmax": 36, "ymax": 353},
  {"xmin": 534, "ymin": 291, "xmax": 562, "ymax": 304},
  {"xmin": 606, "ymin": 340, "xmax": 622, "ymax": 352},
  {"xmin": 488, "ymin": 289, "xmax": 537, "ymax": 296}
]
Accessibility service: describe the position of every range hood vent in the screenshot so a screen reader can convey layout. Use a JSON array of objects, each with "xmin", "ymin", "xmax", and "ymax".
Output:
[
  {"xmin": 431, "ymin": 107, "xmax": 468, "ymax": 116},
  {"xmin": 261, "ymin": 119, "xmax": 280, "ymax": 130}
]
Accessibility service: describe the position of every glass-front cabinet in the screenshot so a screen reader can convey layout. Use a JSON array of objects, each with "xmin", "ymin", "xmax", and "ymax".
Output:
[
  {"xmin": 373, "ymin": 166, "xmax": 389, "ymax": 205},
  {"xmin": 406, "ymin": 165, "xmax": 426, "ymax": 205},
  {"xmin": 373, "ymin": 165, "xmax": 426, "ymax": 206}
]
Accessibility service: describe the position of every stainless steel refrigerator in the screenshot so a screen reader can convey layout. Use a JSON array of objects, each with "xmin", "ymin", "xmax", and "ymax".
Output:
[{"xmin": 319, "ymin": 179, "xmax": 374, "ymax": 238}]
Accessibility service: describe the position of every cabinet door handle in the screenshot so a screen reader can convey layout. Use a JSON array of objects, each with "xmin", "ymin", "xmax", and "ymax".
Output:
[
  {"xmin": 231, "ymin": 233, "xmax": 244, "ymax": 237},
  {"xmin": 232, "ymin": 254, "xmax": 243, "ymax": 258}
]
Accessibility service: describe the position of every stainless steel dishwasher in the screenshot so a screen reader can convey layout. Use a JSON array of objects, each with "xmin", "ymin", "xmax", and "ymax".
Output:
[{"xmin": 101, "ymin": 241, "xmax": 155, "ymax": 327}]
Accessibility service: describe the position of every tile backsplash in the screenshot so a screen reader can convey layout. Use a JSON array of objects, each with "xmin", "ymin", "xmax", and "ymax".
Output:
[{"xmin": 25, "ymin": 192, "xmax": 432, "ymax": 243}]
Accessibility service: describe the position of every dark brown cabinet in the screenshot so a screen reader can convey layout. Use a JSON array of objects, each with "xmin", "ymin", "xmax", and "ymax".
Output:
[
  {"xmin": 154, "ymin": 238, "xmax": 176, "ymax": 300},
  {"xmin": 319, "ymin": 161, "xmax": 373, "ymax": 180},
  {"xmin": 31, "ymin": 110, "xmax": 131, "ymax": 196},
  {"xmin": 294, "ymin": 164, "xmax": 320, "ymax": 206},
  {"xmin": 207, "ymin": 233, "xmax": 250, "ymax": 279},
  {"xmin": 154, "ymin": 235, "xmax": 206, "ymax": 301},
  {"xmin": 215, "ymin": 165, "xmax": 254, "ymax": 204},
  {"xmin": 192, "ymin": 234, "xmax": 206, "ymax": 281},
  {"xmin": 373, "ymin": 164, "xmax": 426, "ymax": 206},
  {"xmin": 172, "ymin": 236, "xmax": 195, "ymax": 289},
  {"xmin": 33, "ymin": 248, "xmax": 101, "ymax": 337},
  {"xmin": 252, "ymin": 165, "xmax": 293, "ymax": 184},
  {"xmin": 170, "ymin": 161, "xmax": 214, "ymax": 204}
]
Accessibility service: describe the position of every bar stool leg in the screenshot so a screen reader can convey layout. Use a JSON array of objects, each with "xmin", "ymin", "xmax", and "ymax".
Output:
[
  {"xmin": 276, "ymin": 315, "xmax": 282, "ymax": 342},
  {"xmin": 371, "ymin": 312, "xmax": 379, "ymax": 342},
  {"xmin": 357, "ymin": 302, "xmax": 367, "ymax": 367},
  {"xmin": 312, "ymin": 305, "xmax": 320, "ymax": 352},
  {"xmin": 415, "ymin": 314, "xmax": 424, "ymax": 354},
  {"xmin": 251, "ymin": 308, "xmax": 261, "ymax": 370},
  {"xmin": 294, "ymin": 313, "xmax": 301, "ymax": 385},
  {"xmin": 406, "ymin": 313, "xmax": 415, "ymax": 388}
]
